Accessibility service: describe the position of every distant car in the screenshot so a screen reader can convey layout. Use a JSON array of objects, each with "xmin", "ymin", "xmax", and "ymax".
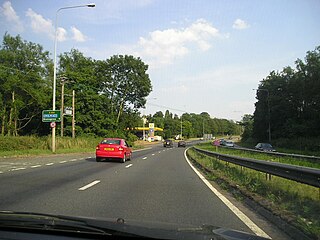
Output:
[
  {"xmin": 219, "ymin": 139, "xmax": 226, "ymax": 146},
  {"xmin": 163, "ymin": 139, "xmax": 173, "ymax": 147},
  {"xmin": 224, "ymin": 141, "xmax": 234, "ymax": 147},
  {"xmin": 178, "ymin": 140, "xmax": 186, "ymax": 147},
  {"xmin": 96, "ymin": 138, "xmax": 132, "ymax": 163},
  {"xmin": 255, "ymin": 143, "xmax": 276, "ymax": 152}
]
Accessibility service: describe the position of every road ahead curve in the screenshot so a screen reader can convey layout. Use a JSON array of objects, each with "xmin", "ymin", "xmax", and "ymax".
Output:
[{"xmin": 0, "ymin": 143, "xmax": 290, "ymax": 239}]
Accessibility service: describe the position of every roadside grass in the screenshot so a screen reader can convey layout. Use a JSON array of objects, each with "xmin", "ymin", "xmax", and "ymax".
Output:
[
  {"xmin": 0, "ymin": 136, "xmax": 144, "ymax": 158},
  {"xmin": 187, "ymin": 148, "xmax": 320, "ymax": 239},
  {"xmin": 197, "ymin": 142, "xmax": 320, "ymax": 169}
]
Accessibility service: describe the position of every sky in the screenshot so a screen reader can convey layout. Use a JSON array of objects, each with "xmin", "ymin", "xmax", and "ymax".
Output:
[{"xmin": 1, "ymin": 0, "xmax": 319, "ymax": 121}]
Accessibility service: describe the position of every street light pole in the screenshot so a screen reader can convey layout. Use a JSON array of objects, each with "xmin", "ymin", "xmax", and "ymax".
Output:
[
  {"xmin": 254, "ymin": 88, "xmax": 271, "ymax": 143},
  {"xmin": 180, "ymin": 115, "xmax": 182, "ymax": 140},
  {"xmin": 52, "ymin": 3, "xmax": 95, "ymax": 152}
]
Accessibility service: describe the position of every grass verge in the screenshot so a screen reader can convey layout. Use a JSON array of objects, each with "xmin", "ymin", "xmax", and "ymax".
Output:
[
  {"xmin": 0, "ymin": 136, "xmax": 146, "ymax": 158},
  {"xmin": 198, "ymin": 142, "xmax": 320, "ymax": 169},
  {"xmin": 187, "ymin": 147, "xmax": 320, "ymax": 239}
]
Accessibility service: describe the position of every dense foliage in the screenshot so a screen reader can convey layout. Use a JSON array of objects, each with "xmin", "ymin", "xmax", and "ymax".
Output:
[
  {"xmin": 0, "ymin": 34, "xmax": 151, "ymax": 139},
  {"xmin": 0, "ymin": 34, "xmax": 239, "ymax": 140},
  {"xmin": 241, "ymin": 46, "xmax": 320, "ymax": 150},
  {"xmin": 145, "ymin": 110, "xmax": 240, "ymax": 139}
]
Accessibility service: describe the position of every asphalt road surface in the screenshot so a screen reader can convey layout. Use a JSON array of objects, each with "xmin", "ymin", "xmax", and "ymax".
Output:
[{"xmin": 0, "ymin": 142, "xmax": 291, "ymax": 239}]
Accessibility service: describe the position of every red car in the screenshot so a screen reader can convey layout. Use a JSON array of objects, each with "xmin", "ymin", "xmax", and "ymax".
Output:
[{"xmin": 95, "ymin": 138, "xmax": 132, "ymax": 163}]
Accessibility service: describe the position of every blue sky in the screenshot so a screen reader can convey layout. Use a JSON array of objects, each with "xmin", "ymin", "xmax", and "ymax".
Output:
[{"xmin": 1, "ymin": 0, "xmax": 319, "ymax": 121}]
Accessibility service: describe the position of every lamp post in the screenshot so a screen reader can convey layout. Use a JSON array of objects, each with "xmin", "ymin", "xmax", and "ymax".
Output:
[
  {"xmin": 52, "ymin": 3, "xmax": 95, "ymax": 152},
  {"xmin": 254, "ymin": 88, "xmax": 271, "ymax": 143}
]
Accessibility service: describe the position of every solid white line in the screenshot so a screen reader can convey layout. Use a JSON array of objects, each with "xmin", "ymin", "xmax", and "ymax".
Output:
[
  {"xmin": 142, "ymin": 157, "xmax": 147, "ymax": 160},
  {"xmin": 11, "ymin": 167, "xmax": 26, "ymax": 171},
  {"xmin": 125, "ymin": 164, "xmax": 133, "ymax": 168},
  {"xmin": 31, "ymin": 165, "xmax": 42, "ymax": 168},
  {"xmin": 78, "ymin": 180, "xmax": 101, "ymax": 191},
  {"xmin": 59, "ymin": 161, "xmax": 67, "ymax": 163},
  {"xmin": 183, "ymin": 149, "xmax": 271, "ymax": 239},
  {"xmin": 46, "ymin": 163, "xmax": 54, "ymax": 166}
]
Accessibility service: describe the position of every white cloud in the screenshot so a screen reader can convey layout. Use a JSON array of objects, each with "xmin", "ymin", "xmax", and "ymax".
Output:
[
  {"xmin": 57, "ymin": 27, "xmax": 67, "ymax": 42},
  {"xmin": 0, "ymin": 1, "xmax": 23, "ymax": 32},
  {"xmin": 138, "ymin": 19, "xmax": 220, "ymax": 66},
  {"xmin": 26, "ymin": 8, "xmax": 67, "ymax": 42},
  {"xmin": 71, "ymin": 26, "xmax": 86, "ymax": 42},
  {"xmin": 232, "ymin": 18, "xmax": 250, "ymax": 30}
]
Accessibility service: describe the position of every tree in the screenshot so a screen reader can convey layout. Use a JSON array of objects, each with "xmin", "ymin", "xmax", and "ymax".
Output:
[
  {"xmin": 0, "ymin": 33, "xmax": 52, "ymax": 136},
  {"xmin": 253, "ymin": 46, "xmax": 320, "ymax": 142},
  {"xmin": 104, "ymin": 55, "xmax": 152, "ymax": 124}
]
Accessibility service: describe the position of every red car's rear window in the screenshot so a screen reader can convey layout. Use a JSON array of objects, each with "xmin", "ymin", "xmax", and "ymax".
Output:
[{"xmin": 100, "ymin": 139, "xmax": 121, "ymax": 145}]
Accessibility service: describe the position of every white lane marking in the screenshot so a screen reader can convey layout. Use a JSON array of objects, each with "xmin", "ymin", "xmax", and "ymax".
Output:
[
  {"xmin": 31, "ymin": 165, "xmax": 42, "ymax": 168},
  {"xmin": 183, "ymin": 149, "xmax": 271, "ymax": 239},
  {"xmin": 46, "ymin": 163, "xmax": 54, "ymax": 166},
  {"xmin": 125, "ymin": 164, "xmax": 133, "ymax": 168},
  {"xmin": 142, "ymin": 157, "xmax": 147, "ymax": 160},
  {"xmin": 0, "ymin": 171, "xmax": 3, "ymax": 174},
  {"xmin": 152, "ymin": 154, "xmax": 155, "ymax": 156},
  {"xmin": 59, "ymin": 160, "xmax": 67, "ymax": 163},
  {"xmin": 70, "ymin": 159, "xmax": 77, "ymax": 161},
  {"xmin": 88, "ymin": 157, "xmax": 92, "ymax": 159},
  {"xmin": 158, "ymin": 151, "xmax": 161, "ymax": 153},
  {"xmin": 78, "ymin": 180, "xmax": 100, "ymax": 191},
  {"xmin": 11, "ymin": 167, "xmax": 26, "ymax": 171},
  {"xmin": 162, "ymin": 150, "xmax": 166, "ymax": 152}
]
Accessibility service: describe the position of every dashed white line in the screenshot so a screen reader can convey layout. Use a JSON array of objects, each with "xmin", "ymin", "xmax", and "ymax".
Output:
[
  {"xmin": 158, "ymin": 151, "xmax": 161, "ymax": 153},
  {"xmin": 70, "ymin": 159, "xmax": 78, "ymax": 161},
  {"xmin": 152, "ymin": 154, "xmax": 155, "ymax": 156},
  {"xmin": 46, "ymin": 163, "xmax": 54, "ymax": 166},
  {"xmin": 31, "ymin": 165, "xmax": 42, "ymax": 168},
  {"xmin": 183, "ymin": 149, "xmax": 271, "ymax": 239},
  {"xmin": 59, "ymin": 161, "xmax": 67, "ymax": 163},
  {"xmin": 125, "ymin": 164, "xmax": 133, "ymax": 168},
  {"xmin": 142, "ymin": 157, "xmax": 147, "ymax": 160},
  {"xmin": 11, "ymin": 167, "xmax": 26, "ymax": 171},
  {"xmin": 0, "ymin": 171, "xmax": 3, "ymax": 174},
  {"xmin": 78, "ymin": 180, "xmax": 100, "ymax": 191},
  {"xmin": 162, "ymin": 150, "xmax": 166, "ymax": 152}
]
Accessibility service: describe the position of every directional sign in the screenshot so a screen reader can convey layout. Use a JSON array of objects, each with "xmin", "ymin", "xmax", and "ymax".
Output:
[{"xmin": 42, "ymin": 110, "xmax": 61, "ymax": 122}]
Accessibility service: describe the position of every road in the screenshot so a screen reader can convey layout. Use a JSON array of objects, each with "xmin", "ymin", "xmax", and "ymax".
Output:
[{"xmin": 0, "ymin": 142, "xmax": 291, "ymax": 239}]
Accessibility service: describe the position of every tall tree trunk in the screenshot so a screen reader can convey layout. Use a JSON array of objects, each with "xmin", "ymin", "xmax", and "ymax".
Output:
[
  {"xmin": 116, "ymin": 100, "xmax": 124, "ymax": 124},
  {"xmin": 8, "ymin": 91, "xmax": 14, "ymax": 136},
  {"xmin": 1, "ymin": 107, "xmax": 6, "ymax": 136}
]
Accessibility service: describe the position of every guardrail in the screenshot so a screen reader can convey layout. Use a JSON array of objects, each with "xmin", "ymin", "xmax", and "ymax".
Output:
[
  {"xmin": 192, "ymin": 147, "xmax": 320, "ymax": 188},
  {"xmin": 228, "ymin": 145, "xmax": 320, "ymax": 162}
]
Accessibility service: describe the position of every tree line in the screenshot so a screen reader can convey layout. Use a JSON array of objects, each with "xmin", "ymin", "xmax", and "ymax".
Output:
[
  {"xmin": 0, "ymin": 33, "xmax": 151, "ymax": 139},
  {"xmin": 145, "ymin": 110, "xmax": 240, "ymax": 139},
  {"xmin": 241, "ymin": 46, "xmax": 320, "ymax": 150},
  {"xmin": 0, "ymin": 33, "xmax": 240, "ymax": 140}
]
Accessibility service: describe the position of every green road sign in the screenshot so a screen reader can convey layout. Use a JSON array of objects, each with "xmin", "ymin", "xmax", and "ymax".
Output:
[{"xmin": 42, "ymin": 110, "xmax": 61, "ymax": 122}]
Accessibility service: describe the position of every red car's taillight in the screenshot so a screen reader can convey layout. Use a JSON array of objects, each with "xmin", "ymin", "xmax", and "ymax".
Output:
[{"xmin": 96, "ymin": 145, "xmax": 100, "ymax": 150}]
